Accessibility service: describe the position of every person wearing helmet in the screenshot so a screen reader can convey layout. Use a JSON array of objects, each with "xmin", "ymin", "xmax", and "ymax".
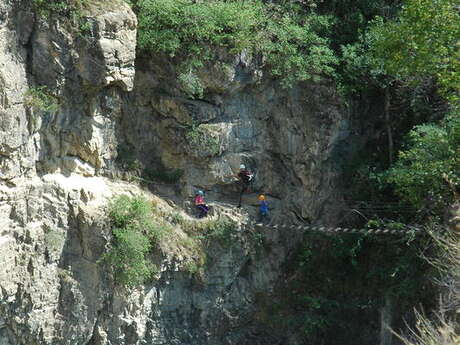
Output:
[
  {"xmin": 194, "ymin": 190, "xmax": 209, "ymax": 218},
  {"xmin": 257, "ymin": 194, "xmax": 269, "ymax": 224},
  {"xmin": 236, "ymin": 164, "xmax": 253, "ymax": 208}
]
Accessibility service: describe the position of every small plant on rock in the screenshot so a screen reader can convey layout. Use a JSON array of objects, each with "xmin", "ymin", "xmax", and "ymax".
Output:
[
  {"xmin": 185, "ymin": 123, "xmax": 221, "ymax": 157},
  {"xmin": 32, "ymin": 0, "xmax": 92, "ymax": 36},
  {"xmin": 24, "ymin": 86, "xmax": 59, "ymax": 113},
  {"xmin": 206, "ymin": 216, "xmax": 237, "ymax": 247}
]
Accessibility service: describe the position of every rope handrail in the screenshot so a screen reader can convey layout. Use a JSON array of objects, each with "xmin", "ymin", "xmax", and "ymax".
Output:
[{"xmin": 253, "ymin": 222, "xmax": 426, "ymax": 236}]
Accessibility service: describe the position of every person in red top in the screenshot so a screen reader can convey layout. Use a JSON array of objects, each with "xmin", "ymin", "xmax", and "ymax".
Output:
[{"xmin": 194, "ymin": 190, "xmax": 209, "ymax": 218}]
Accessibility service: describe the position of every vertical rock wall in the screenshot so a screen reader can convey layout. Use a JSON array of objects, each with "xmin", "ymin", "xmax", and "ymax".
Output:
[{"xmin": 0, "ymin": 1, "xmax": 351, "ymax": 344}]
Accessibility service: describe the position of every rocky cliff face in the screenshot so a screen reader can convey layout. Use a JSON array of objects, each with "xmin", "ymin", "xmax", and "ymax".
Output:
[{"xmin": 0, "ymin": 1, "xmax": 350, "ymax": 344}]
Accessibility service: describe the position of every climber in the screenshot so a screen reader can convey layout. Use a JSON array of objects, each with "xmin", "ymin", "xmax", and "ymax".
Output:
[
  {"xmin": 194, "ymin": 190, "xmax": 209, "ymax": 218},
  {"xmin": 236, "ymin": 164, "xmax": 253, "ymax": 208},
  {"xmin": 257, "ymin": 194, "xmax": 269, "ymax": 224}
]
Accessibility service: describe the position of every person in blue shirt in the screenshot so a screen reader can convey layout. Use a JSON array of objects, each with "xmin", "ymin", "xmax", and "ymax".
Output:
[{"xmin": 257, "ymin": 194, "xmax": 269, "ymax": 224}]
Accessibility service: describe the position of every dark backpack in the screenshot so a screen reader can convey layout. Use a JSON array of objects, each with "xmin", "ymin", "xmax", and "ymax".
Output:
[{"xmin": 239, "ymin": 170, "xmax": 253, "ymax": 184}]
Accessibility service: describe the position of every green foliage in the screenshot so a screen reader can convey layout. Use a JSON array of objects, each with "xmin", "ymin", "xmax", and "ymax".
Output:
[
  {"xmin": 262, "ymin": 14, "xmax": 337, "ymax": 87},
  {"xmin": 205, "ymin": 216, "xmax": 236, "ymax": 247},
  {"xmin": 343, "ymin": 0, "xmax": 460, "ymax": 219},
  {"xmin": 294, "ymin": 232, "xmax": 435, "ymax": 343},
  {"xmin": 386, "ymin": 113, "xmax": 460, "ymax": 213},
  {"xmin": 136, "ymin": 0, "xmax": 337, "ymax": 88},
  {"xmin": 108, "ymin": 195, "xmax": 151, "ymax": 229},
  {"xmin": 24, "ymin": 86, "xmax": 59, "ymax": 113},
  {"xmin": 32, "ymin": 0, "xmax": 88, "ymax": 16},
  {"xmin": 169, "ymin": 212, "xmax": 186, "ymax": 226},
  {"xmin": 137, "ymin": 0, "xmax": 264, "ymax": 57},
  {"xmin": 32, "ymin": 0, "xmax": 74, "ymax": 17},
  {"xmin": 185, "ymin": 124, "xmax": 221, "ymax": 157},
  {"xmin": 368, "ymin": 0, "xmax": 460, "ymax": 101},
  {"xmin": 178, "ymin": 69, "xmax": 204, "ymax": 98},
  {"xmin": 317, "ymin": 0, "xmax": 401, "ymax": 47},
  {"xmin": 183, "ymin": 260, "xmax": 200, "ymax": 275},
  {"xmin": 104, "ymin": 195, "xmax": 164, "ymax": 287},
  {"xmin": 32, "ymin": 0, "xmax": 91, "ymax": 35},
  {"xmin": 105, "ymin": 227, "xmax": 154, "ymax": 287},
  {"xmin": 338, "ymin": 35, "xmax": 388, "ymax": 94}
]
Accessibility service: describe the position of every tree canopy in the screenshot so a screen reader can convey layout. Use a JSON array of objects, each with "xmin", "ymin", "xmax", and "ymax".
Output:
[{"xmin": 369, "ymin": 0, "xmax": 459, "ymax": 102}]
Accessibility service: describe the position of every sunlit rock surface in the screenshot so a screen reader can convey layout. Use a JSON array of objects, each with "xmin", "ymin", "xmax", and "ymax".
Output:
[{"xmin": 0, "ymin": 0, "xmax": 351, "ymax": 344}]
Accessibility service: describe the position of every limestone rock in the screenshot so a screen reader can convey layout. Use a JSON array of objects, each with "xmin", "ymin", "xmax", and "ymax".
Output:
[
  {"xmin": 0, "ymin": 0, "xmax": 353, "ymax": 344},
  {"xmin": 76, "ymin": 0, "xmax": 137, "ymax": 91}
]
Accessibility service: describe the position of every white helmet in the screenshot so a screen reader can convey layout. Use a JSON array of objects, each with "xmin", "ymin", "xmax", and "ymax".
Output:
[{"xmin": 239, "ymin": 164, "xmax": 246, "ymax": 169}]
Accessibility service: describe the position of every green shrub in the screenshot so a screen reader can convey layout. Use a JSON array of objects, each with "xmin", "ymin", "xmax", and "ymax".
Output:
[
  {"xmin": 186, "ymin": 124, "xmax": 221, "ymax": 157},
  {"xmin": 32, "ymin": 0, "xmax": 88, "ymax": 16},
  {"xmin": 136, "ymin": 0, "xmax": 337, "ymax": 88},
  {"xmin": 24, "ymin": 86, "xmax": 59, "ymax": 113},
  {"xmin": 293, "ymin": 232, "xmax": 434, "ymax": 343},
  {"xmin": 178, "ymin": 69, "xmax": 204, "ymax": 98},
  {"xmin": 32, "ymin": 0, "xmax": 91, "ymax": 36},
  {"xmin": 32, "ymin": 0, "xmax": 73, "ymax": 17},
  {"xmin": 262, "ymin": 14, "xmax": 337, "ymax": 87},
  {"xmin": 206, "ymin": 216, "xmax": 236, "ymax": 246},
  {"xmin": 386, "ymin": 114, "xmax": 460, "ymax": 214},
  {"xmin": 169, "ymin": 212, "xmax": 186, "ymax": 225},
  {"xmin": 105, "ymin": 226, "xmax": 155, "ymax": 287},
  {"xmin": 368, "ymin": 0, "xmax": 460, "ymax": 102},
  {"xmin": 103, "ymin": 195, "xmax": 164, "ymax": 287},
  {"xmin": 109, "ymin": 195, "xmax": 147, "ymax": 226},
  {"xmin": 137, "ymin": 0, "xmax": 263, "ymax": 58}
]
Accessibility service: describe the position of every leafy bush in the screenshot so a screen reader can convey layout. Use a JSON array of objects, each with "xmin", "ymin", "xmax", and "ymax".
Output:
[
  {"xmin": 262, "ymin": 14, "xmax": 337, "ymax": 87},
  {"xmin": 368, "ymin": 0, "xmax": 460, "ymax": 102},
  {"xmin": 137, "ymin": 0, "xmax": 264, "ymax": 58},
  {"xmin": 105, "ymin": 226, "xmax": 154, "ymax": 287},
  {"xmin": 32, "ymin": 0, "xmax": 88, "ymax": 16},
  {"xmin": 103, "ymin": 195, "xmax": 164, "ymax": 287},
  {"xmin": 136, "ymin": 0, "xmax": 337, "ymax": 88},
  {"xmin": 293, "ymin": 232, "xmax": 435, "ymax": 343},
  {"xmin": 32, "ymin": 0, "xmax": 91, "ymax": 35},
  {"xmin": 186, "ymin": 124, "xmax": 221, "ymax": 157},
  {"xmin": 24, "ymin": 86, "xmax": 59, "ymax": 113},
  {"xmin": 206, "ymin": 216, "xmax": 236, "ymax": 246},
  {"xmin": 32, "ymin": 0, "xmax": 76, "ymax": 17},
  {"xmin": 178, "ymin": 69, "xmax": 204, "ymax": 98},
  {"xmin": 386, "ymin": 114, "xmax": 459, "ymax": 214},
  {"xmin": 169, "ymin": 212, "xmax": 185, "ymax": 225}
]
